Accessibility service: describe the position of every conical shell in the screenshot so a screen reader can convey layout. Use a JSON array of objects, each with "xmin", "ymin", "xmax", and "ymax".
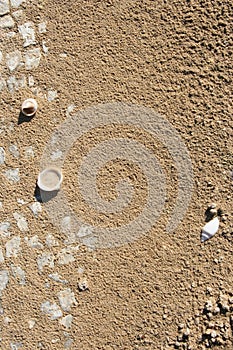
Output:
[{"xmin": 201, "ymin": 217, "xmax": 219, "ymax": 242}]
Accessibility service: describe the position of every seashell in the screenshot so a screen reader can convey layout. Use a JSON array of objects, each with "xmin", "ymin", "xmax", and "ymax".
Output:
[
  {"xmin": 21, "ymin": 98, "xmax": 38, "ymax": 117},
  {"xmin": 37, "ymin": 167, "xmax": 63, "ymax": 192},
  {"xmin": 201, "ymin": 217, "xmax": 219, "ymax": 242}
]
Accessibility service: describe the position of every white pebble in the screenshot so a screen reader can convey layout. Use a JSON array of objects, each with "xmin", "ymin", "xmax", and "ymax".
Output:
[
  {"xmin": 57, "ymin": 288, "xmax": 77, "ymax": 312},
  {"xmin": 18, "ymin": 22, "xmax": 36, "ymax": 47},
  {"xmin": 5, "ymin": 236, "xmax": 21, "ymax": 257},
  {"xmin": 0, "ymin": 14, "xmax": 15, "ymax": 29},
  {"xmin": 41, "ymin": 301, "xmax": 62, "ymax": 320}
]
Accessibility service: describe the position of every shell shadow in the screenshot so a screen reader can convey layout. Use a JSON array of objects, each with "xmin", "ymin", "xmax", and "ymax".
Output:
[
  {"xmin": 18, "ymin": 111, "xmax": 35, "ymax": 125},
  {"xmin": 34, "ymin": 183, "xmax": 59, "ymax": 203}
]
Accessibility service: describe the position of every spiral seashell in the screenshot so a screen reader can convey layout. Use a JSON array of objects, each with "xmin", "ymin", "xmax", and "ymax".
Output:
[
  {"xmin": 201, "ymin": 217, "xmax": 220, "ymax": 242},
  {"xmin": 21, "ymin": 98, "xmax": 38, "ymax": 117}
]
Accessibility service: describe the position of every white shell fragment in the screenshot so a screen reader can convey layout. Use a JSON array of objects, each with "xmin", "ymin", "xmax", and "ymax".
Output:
[
  {"xmin": 201, "ymin": 217, "xmax": 220, "ymax": 242},
  {"xmin": 37, "ymin": 167, "xmax": 63, "ymax": 192}
]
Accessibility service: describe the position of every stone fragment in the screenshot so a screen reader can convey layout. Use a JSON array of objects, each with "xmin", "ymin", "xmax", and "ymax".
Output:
[
  {"xmin": 10, "ymin": 342, "xmax": 23, "ymax": 349},
  {"xmin": 28, "ymin": 75, "xmax": 34, "ymax": 87},
  {"xmin": 10, "ymin": 265, "xmax": 26, "ymax": 285},
  {"xmin": 0, "ymin": 222, "xmax": 11, "ymax": 237},
  {"xmin": 0, "ymin": 0, "xmax": 10, "ymax": 16},
  {"xmin": 4, "ymin": 168, "xmax": 20, "ymax": 182},
  {"xmin": 48, "ymin": 273, "xmax": 68, "ymax": 284},
  {"xmin": 24, "ymin": 48, "xmax": 41, "ymax": 70},
  {"xmin": 41, "ymin": 301, "xmax": 62, "ymax": 320},
  {"xmin": 42, "ymin": 40, "xmax": 49, "ymax": 54},
  {"xmin": 0, "ymin": 77, "xmax": 6, "ymax": 91},
  {"xmin": 0, "ymin": 201, "xmax": 2, "ymax": 210},
  {"xmin": 9, "ymin": 144, "xmax": 19, "ymax": 157},
  {"xmin": 24, "ymin": 146, "xmax": 34, "ymax": 158},
  {"xmin": 64, "ymin": 338, "xmax": 73, "ymax": 349},
  {"xmin": 28, "ymin": 319, "xmax": 36, "ymax": 329},
  {"xmin": 38, "ymin": 22, "xmax": 46, "ymax": 33},
  {"xmin": 37, "ymin": 252, "xmax": 54, "ymax": 272},
  {"xmin": 7, "ymin": 75, "xmax": 26, "ymax": 93},
  {"xmin": 45, "ymin": 233, "xmax": 59, "ymax": 247},
  {"xmin": 0, "ymin": 147, "xmax": 5, "ymax": 164},
  {"xmin": 12, "ymin": 9, "xmax": 25, "ymax": 21},
  {"xmin": 6, "ymin": 51, "xmax": 22, "ymax": 72},
  {"xmin": 5, "ymin": 236, "xmax": 21, "ymax": 257},
  {"xmin": 0, "ymin": 248, "xmax": 4, "ymax": 263},
  {"xmin": 0, "ymin": 270, "xmax": 9, "ymax": 295},
  {"xmin": 10, "ymin": 0, "xmax": 24, "ymax": 8},
  {"xmin": 57, "ymin": 247, "xmax": 77, "ymax": 265},
  {"xmin": 29, "ymin": 202, "xmax": 42, "ymax": 216},
  {"xmin": 57, "ymin": 288, "xmax": 77, "ymax": 312},
  {"xmin": 59, "ymin": 314, "xmax": 73, "ymax": 329},
  {"xmin": 25, "ymin": 235, "xmax": 44, "ymax": 249},
  {"xmin": 18, "ymin": 22, "xmax": 36, "ymax": 47},
  {"xmin": 0, "ymin": 50, "xmax": 2, "ymax": 63},
  {"xmin": 13, "ymin": 212, "xmax": 28, "ymax": 232},
  {"xmin": 0, "ymin": 14, "xmax": 14, "ymax": 29}
]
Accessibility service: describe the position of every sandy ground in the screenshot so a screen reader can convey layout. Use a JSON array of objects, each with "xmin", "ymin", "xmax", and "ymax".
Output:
[{"xmin": 0, "ymin": 0, "xmax": 232, "ymax": 349}]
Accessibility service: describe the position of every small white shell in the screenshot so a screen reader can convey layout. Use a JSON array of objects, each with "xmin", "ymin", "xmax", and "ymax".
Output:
[
  {"xmin": 37, "ymin": 167, "xmax": 63, "ymax": 192},
  {"xmin": 201, "ymin": 217, "xmax": 220, "ymax": 242},
  {"xmin": 21, "ymin": 98, "xmax": 38, "ymax": 117}
]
